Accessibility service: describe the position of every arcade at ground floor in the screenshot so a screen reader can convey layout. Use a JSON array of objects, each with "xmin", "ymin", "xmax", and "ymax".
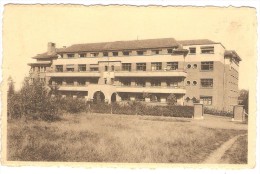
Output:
[{"xmin": 54, "ymin": 90, "xmax": 185, "ymax": 105}]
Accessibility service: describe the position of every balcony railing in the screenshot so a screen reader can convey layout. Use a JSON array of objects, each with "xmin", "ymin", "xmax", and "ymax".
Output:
[
  {"xmin": 116, "ymin": 85, "xmax": 186, "ymax": 94},
  {"xmin": 114, "ymin": 69, "xmax": 187, "ymax": 77},
  {"xmin": 46, "ymin": 69, "xmax": 100, "ymax": 77}
]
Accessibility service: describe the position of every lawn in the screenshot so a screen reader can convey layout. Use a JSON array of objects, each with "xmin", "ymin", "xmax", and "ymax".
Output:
[
  {"xmin": 7, "ymin": 113, "xmax": 247, "ymax": 163},
  {"xmin": 221, "ymin": 135, "xmax": 248, "ymax": 164}
]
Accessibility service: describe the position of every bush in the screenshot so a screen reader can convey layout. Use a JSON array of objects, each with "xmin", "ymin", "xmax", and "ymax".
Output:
[
  {"xmin": 7, "ymin": 77, "xmax": 60, "ymax": 121},
  {"xmin": 204, "ymin": 107, "xmax": 233, "ymax": 117},
  {"xmin": 56, "ymin": 98, "xmax": 87, "ymax": 114},
  {"xmin": 86, "ymin": 102, "xmax": 193, "ymax": 118}
]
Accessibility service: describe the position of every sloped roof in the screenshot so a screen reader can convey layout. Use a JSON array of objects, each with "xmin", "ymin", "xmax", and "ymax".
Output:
[
  {"xmin": 178, "ymin": 39, "xmax": 217, "ymax": 46},
  {"xmin": 32, "ymin": 52, "xmax": 58, "ymax": 59},
  {"xmin": 224, "ymin": 50, "xmax": 242, "ymax": 61},
  {"xmin": 57, "ymin": 38, "xmax": 180, "ymax": 53}
]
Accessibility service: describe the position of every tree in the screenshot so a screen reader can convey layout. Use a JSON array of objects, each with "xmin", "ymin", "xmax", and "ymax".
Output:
[
  {"xmin": 239, "ymin": 89, "xmax": 249, "ymax": 113},
  {"xmin": 167, "ymin": 93, "xmax": 177, "ymax": 106},
  {"xmin": 7, "ymin": 76, "xmax": 15, "ymax": 98}
]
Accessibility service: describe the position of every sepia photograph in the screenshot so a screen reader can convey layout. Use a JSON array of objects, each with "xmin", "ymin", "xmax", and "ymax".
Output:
[{"xmin": 1, "ymin": 3, "xmax": 258, "ymax": 169}]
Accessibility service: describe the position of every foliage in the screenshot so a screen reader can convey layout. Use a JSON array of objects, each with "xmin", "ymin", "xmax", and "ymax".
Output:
[
  {"xmin": 204, "ymin": 107, "xmax": 233, "ymax": 117},
  {"xmin": 88, "ymin": 102, "xmax": 193, "ymax": 118},
  {"xmin": 239, "ymin": 89, "xmax": 249, "ymax": 113},
  {"xmin": 167, "ymin": 93, "xmax": 177, "ymax": 106},
  {"xmin": 7, "ymin": 77, "xmax": 60, "ymax": 121}
]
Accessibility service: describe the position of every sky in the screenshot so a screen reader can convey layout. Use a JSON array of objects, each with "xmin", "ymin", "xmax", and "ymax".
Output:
[{"xmin": 2, "ymin": 5, "xmax": 257, "ymax": 90}]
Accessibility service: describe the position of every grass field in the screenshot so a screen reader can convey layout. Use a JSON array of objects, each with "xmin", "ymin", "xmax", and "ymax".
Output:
[
  {"xmin": 221, "ymin": 135, "xmax": 248, "ymax": 164},
  {"xmin": 7, "ymin": 113, "xmax": 247, "ymax": 163}
]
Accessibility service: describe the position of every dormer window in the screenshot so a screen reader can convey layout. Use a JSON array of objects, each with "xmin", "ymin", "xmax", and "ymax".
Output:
[
  {"xmin": 103, "ymin": 52, "xmax": 108, "ymax": 57},
  {"xmin": 167, "ymin": 49, "xmax": 173, "ymax": 54},
  {"xmin": 201, "ymin": 46, "xmax": 214, "ymax": 54},
  {"xmin": 113, "ymin": 52, "xmax": 118, "ymax": 56},
  {"xmin": 152, "ymin": 50, "xmax": 160, "ymax": 55},
  {"xmin": 123, "ymin": 51, "xmax": 130, "ymax": 56},
  {"xmin": 137, "ymin": 50, "xmax": 146, "ymax": 55},
  {"xmin": 189, "ymin": 47, "xmax": 196, "ymax": 54},
  {"xmin": 90, "ymin": 53, "xmax": 99, "ymax": 57},
  {"xmin": 67, "ymin": 54, "xmax": 75, "ymax": 58},
  {"xmin": 79, "ymin": 53, "xmax": 86, "ymax": 58}
]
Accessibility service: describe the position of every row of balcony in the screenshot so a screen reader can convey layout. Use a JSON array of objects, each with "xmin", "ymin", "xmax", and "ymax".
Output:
[
  {"xmin": 46, "ymin": 69, "xmax": 187, "ymax": 77},
  {"xmin": 55, "ymin": 84, "xmax": 186, "ymax": 94}
]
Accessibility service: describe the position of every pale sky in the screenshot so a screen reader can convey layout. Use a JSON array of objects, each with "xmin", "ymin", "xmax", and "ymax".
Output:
[{"xmin": 2, "ymin": 5, "xmax": 257, "ymax": 90}]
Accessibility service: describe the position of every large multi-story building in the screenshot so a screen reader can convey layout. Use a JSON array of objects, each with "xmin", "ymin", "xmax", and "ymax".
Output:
[{"xmin": 28, "ymin": 38, "xmax": 241, "ymax": 111}]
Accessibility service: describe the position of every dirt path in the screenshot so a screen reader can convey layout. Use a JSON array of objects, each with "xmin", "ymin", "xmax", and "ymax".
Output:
[{"xmin": 203, "ymin": 134, "xmax": 247, "ymax": 164}]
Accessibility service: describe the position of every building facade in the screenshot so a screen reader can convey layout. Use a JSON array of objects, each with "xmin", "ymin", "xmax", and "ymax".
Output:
[{"xmin": 28, "ymin": 38, "xmax": 241, "ymax": 111}]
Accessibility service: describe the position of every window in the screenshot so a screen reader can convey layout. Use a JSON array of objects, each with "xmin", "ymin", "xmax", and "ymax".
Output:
[
  {"xmin": 136, "ymin": 63, "xmax": 146, "ymax": 71},
  {"xmin": 55, "ymin": 79, "xmax": 62, "ymax": 85},
  {"xmin": 193, "ymin": 64, "xmax": 198, "ymax": 69},
  {"xmin": 56, "ymin": 65, "xmax": 63, "ymax": 72},
  {"xmin": 66, "ymin": 79, "xmax": 74, "ymax": 86},
  {"xmin": 152, "ymin": 50, "xmax": 160, "ymax": 55},
  {"xmin": 137, "ymin": 50, "xmax": 146, "ymax": 55},
  {"xmin": 151, "ymin": 81, "xmax": 161, "ymax": 87},
  {"xmin": 113, "ymin": 52, "xmax": 118, "ymax": 56},
  {"xmin": 66, "ymin": 64, "xmax": 74, "ymax": 72},
  {"xmin": 67, "ymin": 54, "xmax": 75, "ymax": 58},
  {"xmin": 60, "ymin": 54, "xmax": 63, "ymax": 58},
  {"xmin": 40, "ymin": 78, "xmax": 45, "ymax": 83},
  {"xmin": 167, "ymin": 62, "xmax": 178, "ymax": 70},
  {"xmin": 78, "ymin": 79, "xmax": 85, "ymax": 86},
  {"xmin": 90, "ymin": 67, "xmax": 99, "ymax": 71},
  {"xmin": 135, "ymin": 80, "xmax": 145, "ymax": 87},
  {"xmin": 103, "ymin": 52, "xmax": 108, "ymax": 57},
  {"xmin": 200, "ymin": 96, "xmax": 213, "ymax": 105},
  {"xmin": 189, "ymin": 47, "xmax": 196, "ymax": 54},
  {"xmin": 201, "ymin": 79, "xmax": 213, "ymax": 88},
  {"xmin": 193, "ymin": 81, "xmax": 197, "ymax": 86},
  {"xmin": 105, "ymin": 66, "xmax": 108, "ymax": 71},
  {"xmin": 122, "ymin": 80, "xmax": 131, "ymax": 86},
  {"xmin": 201, "ymin": 61, "xmax": 214, "ymax": 71},
  {"xmin": 186, "ymin": 81, "xmax": 191, "ymax": 85},
  {"xmin": 187, "ymin": 64, "xmax": 192, "ymax": 69},
  {"xmin": 151, "ymin": 62, "xmax": 162, "ymax": 71},
  {"xmin": 111, "ymin": 65, "xmax": 115, "ymax": 71},
  {"xmin": 167, "ymin": 81, "xmax": 178, "ymax": 87},
  {"xmin": 123, "ymin": 51, "xmax": 130, "ymax": 56},
  {"xmin": 79, "ymin": 53, "xmax": 86, "ymax": 58},
  {"xmin": 167, "ymin": 49, "xmax": 173, "ymax": 54},
  {"xmin": 90, "ymin": 53, "xmax": 99, "ymax": 57},
  {"xmin": 122, "ymin": 63, "xmax": 131, "ymax": 71},
  {"xmin": 40, "ymin": 66, "xmax": 46, "ymax": 72},
  {"xmin": 201, "ymin": 46, "xmax": 214, "ymax": 54},
  {"xmin": 78, "ymin": 64, "xmax": 86, "ymax": 72}
]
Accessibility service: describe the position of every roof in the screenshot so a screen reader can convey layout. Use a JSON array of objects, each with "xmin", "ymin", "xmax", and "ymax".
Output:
[
  {"xmin": 177, "ymin": 39, "xmax": 217, "ymax": 46},
  {"xmin": 224, "ymin": 50, "xmax": 242, "ymax": 61},
  {"xmin": 57, "ymin": 38, "xmax": 180, "ymax": 53},
  {"xmin": 28, "ymin": 61, "xmax": 52, "ymax": 65},
  {"xmin": 32, "ymin": 52, "xmax": 58, "ymax": 59}
]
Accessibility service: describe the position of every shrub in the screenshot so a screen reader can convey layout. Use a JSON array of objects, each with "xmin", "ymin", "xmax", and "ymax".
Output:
[
  {"xmin": 204, "ymin": 107, "xmax": 233, "ymax": 117},
  {"xmin": 7, "ymin": 77, "xmax": 60, "ymax": 121},
  {"xmin": 167, "ymin": 93, "xmax": 177, "ymax": 106},
  {"xmin": 56, "ymin": 98, "xmax": 87, "ymax": 114}
]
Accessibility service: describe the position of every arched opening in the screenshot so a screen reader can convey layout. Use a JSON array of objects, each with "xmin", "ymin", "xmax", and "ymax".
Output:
[
  {"xmin": 111, "ymin": 93, "xmax": 117, "ymax": 103},
  {"xmin": 93, "ymin": 91, "xmax": 105, "ymax": 103}
]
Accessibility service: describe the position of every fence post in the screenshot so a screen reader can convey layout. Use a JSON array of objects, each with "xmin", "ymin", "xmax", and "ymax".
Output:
[
  {"xmin": 232, "ymin": 105, "xmax": 245, "ymax": 122},
  {"xmin": 193, "ymin": 103, "xmax": 204, "ymax": 120}
]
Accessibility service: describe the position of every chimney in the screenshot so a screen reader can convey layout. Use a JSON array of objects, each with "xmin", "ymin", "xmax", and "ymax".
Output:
[{"xmin": 47, "ymin": 42, "xmax": 56, "ymax": 55}]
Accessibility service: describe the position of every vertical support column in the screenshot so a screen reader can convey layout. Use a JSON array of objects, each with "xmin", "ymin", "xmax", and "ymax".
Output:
[
  {"xmin": 232, "ymin": 105, "xmax": 245, "ymax": 122},
  {"xmin": 193, "ymin": 103, "xmax": 204, "ymax": 119}
]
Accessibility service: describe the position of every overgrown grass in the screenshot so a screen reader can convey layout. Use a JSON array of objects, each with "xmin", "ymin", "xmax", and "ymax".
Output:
[
  {"xmin": 7, "ymin": 113, "xmax": 247, "ymax": 163},
  {"xmin": 221, "ymin": 135, "xmax": 248, "ymax": 164}
]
